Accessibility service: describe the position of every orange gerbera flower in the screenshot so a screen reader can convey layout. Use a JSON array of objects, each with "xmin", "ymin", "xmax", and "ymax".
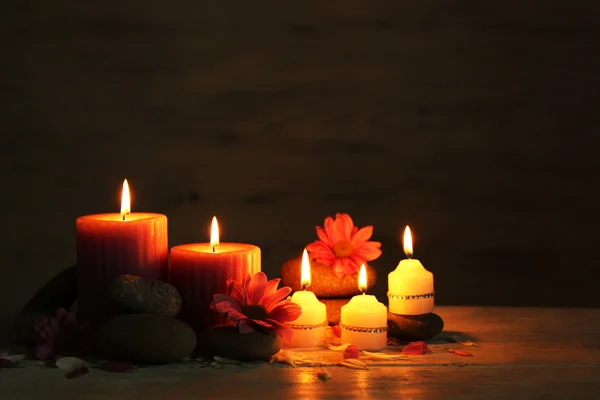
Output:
[
  {"xmin": 306, "ymin": 213, "xmax": 382, "ymax": 277},
  {"xmin": 211, "ymin": 272, "xmax": 302, "ymax": 344}
]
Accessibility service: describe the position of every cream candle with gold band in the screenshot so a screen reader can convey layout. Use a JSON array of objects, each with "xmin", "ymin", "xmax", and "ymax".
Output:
[
  {"xmin": 388, "ymin": 226, "xmax": 434, "ymax": 315},
  {"xmin": 288, "ymin": 249, "xmax": 328, "ymax": 347},
  {"xmin": 340, "ymin": 265, "xmax": 387, "ymax": 350}
]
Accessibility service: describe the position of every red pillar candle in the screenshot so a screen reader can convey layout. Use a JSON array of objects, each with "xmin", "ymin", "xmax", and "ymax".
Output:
[
  {"xmin": 170, "ymin": 217, "xmax": 261, "ymax": 335},
  {"xmin": 76, "ymin": 179, "xmax": 168, "ymax": 326}
]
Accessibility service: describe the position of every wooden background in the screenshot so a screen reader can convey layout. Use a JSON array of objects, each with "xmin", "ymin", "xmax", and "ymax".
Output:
[{"xmin": 1, "ymin": 1, "xmax": 599, "ymax": 345}]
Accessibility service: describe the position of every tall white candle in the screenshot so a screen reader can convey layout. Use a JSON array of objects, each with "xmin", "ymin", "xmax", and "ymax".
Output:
[
  {"xmin": 388, "ymin": 226, "xmax": 435, "ymax": 315},
  {"xmin": 340, "ymin": 265, "xmax": 387, "ymax": 351},
  {"xmin": 287, "ymin": 249, "xmax": 328, "ymax": 348}
]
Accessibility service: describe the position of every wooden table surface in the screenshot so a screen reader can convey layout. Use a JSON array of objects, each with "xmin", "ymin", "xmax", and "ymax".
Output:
[{"xmin": 1, "ymin": 306, "xmax": 599, "ymax": 399}]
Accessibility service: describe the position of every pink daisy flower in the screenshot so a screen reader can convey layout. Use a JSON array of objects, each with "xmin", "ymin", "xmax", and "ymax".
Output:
[
  {"xmin": 211, "ymin": 272, "xmax": 302, "ymax": 344},
  {"xmin": 306, "ymin": 213, "xmax": 382, "ymax": 277}
]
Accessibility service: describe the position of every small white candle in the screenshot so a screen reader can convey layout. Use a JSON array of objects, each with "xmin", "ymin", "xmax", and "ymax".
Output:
[
  {"xmin": 388, "ymin": 226, "xmax": 435, "ymax": 315},
  {"xmin": 287, "ymin": 249, "xmax": 328, "ymax": 348},
  {"xmin": 340, "ymin": 265, "xmax": 387, "ymax": 351}
]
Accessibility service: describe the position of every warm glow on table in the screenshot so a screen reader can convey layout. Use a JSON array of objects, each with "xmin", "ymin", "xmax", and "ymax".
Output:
[
  {"xmin": 76, "ymin": 179, "xmax": 168, "ymax": 326},
  {"xmin": 340, "ymin": 264, "xmax": 387, "ymax": 350},
  {"xmin": 169, "ymin": 216, "xmax": 261, "ymax": 334},
  {"xmin": 388, "ymin": 226, "xmax": 435, "ymax": 315},
  {"xmin": 287, "ymin": 249, "xmax": 327, "ymax": 348}
]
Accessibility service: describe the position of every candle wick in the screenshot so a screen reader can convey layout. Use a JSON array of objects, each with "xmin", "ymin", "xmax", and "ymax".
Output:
[
  {"xmin": 212, "ymin": 245, "xmax": 218, "ymax": 253},
  {"xmin": 122, "ymin": 214, "xmax": 126, "ymax": 221}
]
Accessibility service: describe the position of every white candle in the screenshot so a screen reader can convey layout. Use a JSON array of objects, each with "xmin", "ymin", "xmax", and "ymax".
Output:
[
  {"xmin": 340, "ymin": 265, "xmax": 387, "ymax": 351},
  {"xmin": 388, "ymin": 226, "xmax": 435, "ymax": 315},
  {"xmin": 287, "ymin": 249, "xmax": 328, "ymax": 348}
]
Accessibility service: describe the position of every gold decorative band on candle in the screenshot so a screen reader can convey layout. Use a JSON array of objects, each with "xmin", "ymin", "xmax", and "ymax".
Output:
[
  {"xmin": 289, "ymin": 320, "xmax": 329, "ymax": 331},
  {"xmin": 339, "ymin": 323, "xmax": 388, "ymax": 334},
  {"xmin": 387, "ymin": 291, "xmax": 435, "ymax": 301}
]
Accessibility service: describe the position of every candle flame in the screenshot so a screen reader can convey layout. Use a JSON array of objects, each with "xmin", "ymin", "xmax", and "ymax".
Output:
[
  {"xmin": 403, "ymin": 225, "xmax": 413, "ymax": 258},
  {"xmin": 301, "ymin": 249, "xmax": 311, "ymax": 289},
  {"xmin": 210, "ymin": 216, "xmax": 219, "ymax": 252},
  {"xmin": 358, "ymin": 264, "xmax": 367, "ymax": 293},
  {"xmin": 120, "ymin": 179, "xmax": 131, "ymax": 220}
]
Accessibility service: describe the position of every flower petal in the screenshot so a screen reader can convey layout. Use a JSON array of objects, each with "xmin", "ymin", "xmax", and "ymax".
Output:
[
  {"xmin": 323, "ymin": 216, "xmax": 337, "ymax": 242},
  {"xmin": 315, "ymin": 226, "xmax": 333, "ymax": 247},
  {"xmin": 351, "ymin": 226, "xmax": 374, "ymax": 245},
  {"xmin": 402, "ymin": 341, "xmax": 428, "ymax": 355},
  {"xmin": 248, "ymin": 272, "xmax": 268, "ymax": 305},
  {"xmin": 353, "ymin": 242, "xmax": 382, "ymax": 261},
  {"xmin": 262, "ymin": 278, "xmax": 281, "ymax": 299},
  {"xmin": 215, "ymin": 302, "xmax": 247, "ymax": 322},
  {"xmin": 268, "ymin": 300, "xmax": 303, "ymax": 322},
  {"xmin": 314, "ymin": 251, "xmax": 336, "ymax": 266},
  {"xmin": 227, "ymin": 279, "xmax": 246, "ymax": 306},
  {"xmin": 334, "ymin": 213, "xmax": 354, "ymax": 241},
  {"xmin": 261, "ymin": 287, "xmax": 293, "ymax": 311},
  {"xmin": 212, "ymin": 294, "xmax": 242, "ymax": 312},
  {"xmin": 264, "ymin": 319, "xmax": 295, "ymax": 345},
  {"xmin": 252, "ymin": 319, "xmax": 276, "ymax": 329},
  {"xmin": 306, "ymin": 240, "xmax": 330, "ymax": 253},
  {"xmin": 349, "ymin": 255, "xmax": 367, "ymax": 271},
  {"xmin": 238, "ymin": 319, "xmax": 256, "ymax": 334}
]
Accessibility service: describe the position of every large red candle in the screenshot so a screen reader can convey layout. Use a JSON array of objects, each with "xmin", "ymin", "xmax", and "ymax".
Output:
[
  {"xmin": 170, "ymin": 217, "xmax": 260, "ymax": 335},
  {"xmin": 76, "ymin": 179, "xmax": 168, "ymax": 326}
]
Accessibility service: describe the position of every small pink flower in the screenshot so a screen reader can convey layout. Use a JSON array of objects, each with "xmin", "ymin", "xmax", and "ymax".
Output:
[
  {"xmin": 34, "ymin": 308, "xmax": 93, "ymax": 360},
  {"xmin": 306, "ymin": 213, "xmax": 382, "ymax": 277},
  {"xmin": 211, "ymin": 272, "xmax": 302, "ymax": 345}
]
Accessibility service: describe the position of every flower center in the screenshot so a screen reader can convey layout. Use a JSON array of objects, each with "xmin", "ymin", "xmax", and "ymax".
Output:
[
  {"xmin": 242, "ymin": 305, "xmax": 268, "ymax": 321},
  {"xmin": 333, "ymin": 240, "xmax": 353, "ymax": 258}
]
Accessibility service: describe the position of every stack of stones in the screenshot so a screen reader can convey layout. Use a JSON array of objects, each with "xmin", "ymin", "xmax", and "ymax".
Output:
[
  {"xmin": 98, "ymin": 275, "xmax": 196, "ymax": 363},
  {"xmin": 281, "ymin": 257, "xmax": 444, "ymax": 342},
  {"xmin": 280, "ymin": 256, "xmax": 377, "ymax": 325},
  {"xmin": 108, "ymin": 275, "xmax": 283, "ymax": 362}
]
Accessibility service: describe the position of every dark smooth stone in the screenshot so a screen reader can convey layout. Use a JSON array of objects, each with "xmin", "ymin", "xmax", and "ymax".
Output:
[
  {"xmin": 108, "ymin": 275, "xmax": 182, "ymax": 317},
  {"xmin": 320, "ymin": 297, "xmax": 351, "ymax": 325},
  {"xmin": 196, "ymin": 325, "xmax": 281, "ymax": 361},
  {"xmin": 96, "ymin": 314, "xmax": 196, "ymax": 364},
  {"xmin": 281, "ymin": 257, "xmax": 376, "ymax": 298},
  {"xmin": 387, "ymin": 312, "xmax": 444, "ymax": 341}
]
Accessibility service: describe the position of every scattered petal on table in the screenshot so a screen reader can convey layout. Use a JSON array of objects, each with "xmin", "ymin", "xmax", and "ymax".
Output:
[
  {"xmin": 0, "ymin": 352, "xmax": 27, "ymax": 362},
  {"xmin": 447, "ymin": 348, "xmax": 474, "ymax": 357},
  {"xmin": 270, "ymin": 350, "xmax": 296, "ymax": 368},
  {"xmin": 402, "ymin": 341, "xmax": 429, "ymax": 355},
  {"xmin": 343, "ymin": 345, "xmax": 359, "ymax": 359},
  {"xmin": 56, "ymin": 357, "xmax": 90, "ymax": 379}
]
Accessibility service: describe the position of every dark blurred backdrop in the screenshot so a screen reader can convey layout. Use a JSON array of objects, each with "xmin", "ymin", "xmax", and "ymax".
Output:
[{"xmin": 2, "ymin": 1, "xmax": 600, "ymax": 344}]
